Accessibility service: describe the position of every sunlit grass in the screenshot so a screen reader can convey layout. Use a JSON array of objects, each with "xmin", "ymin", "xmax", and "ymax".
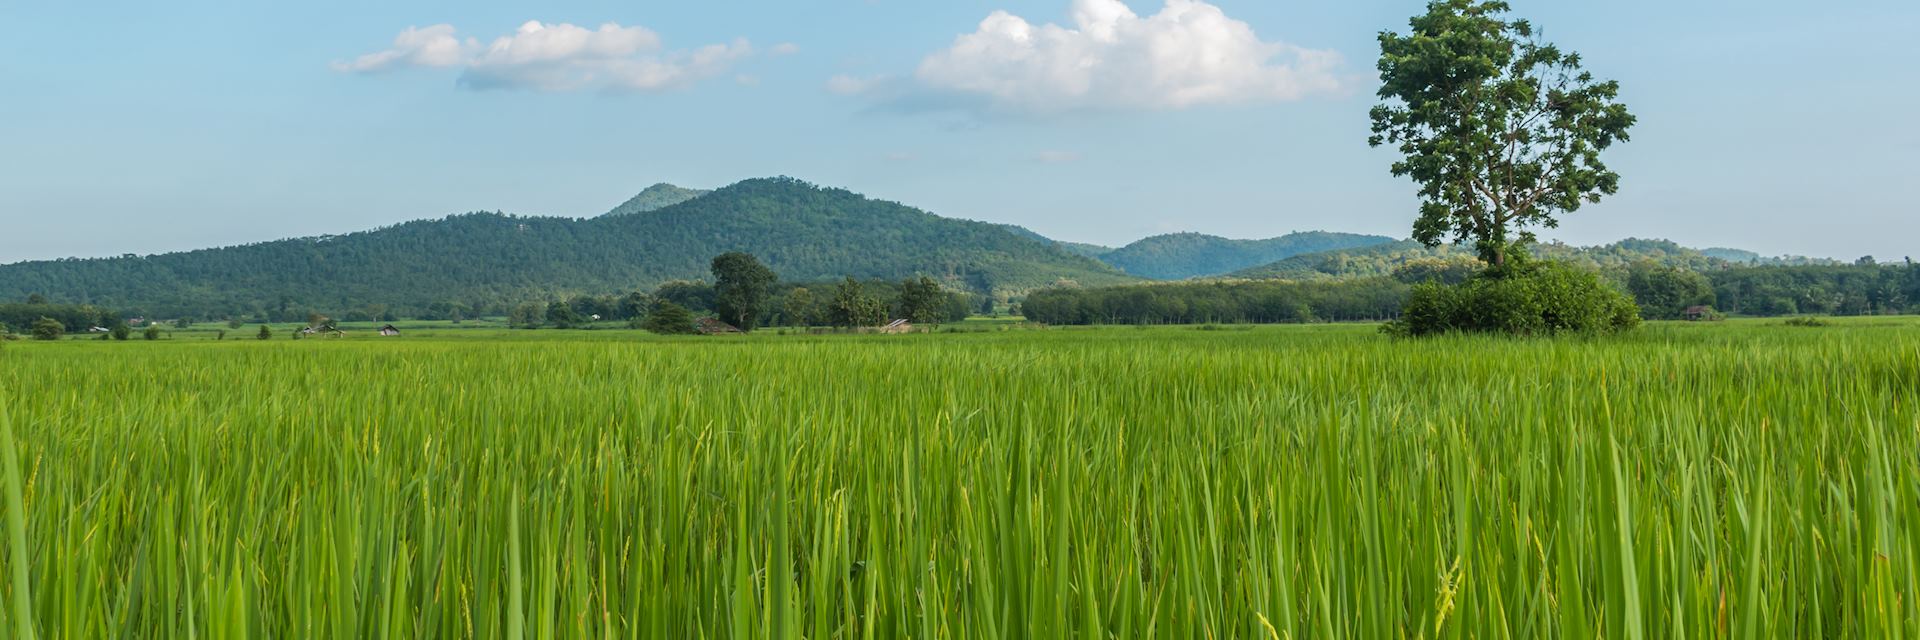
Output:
[{"xmin": 0, "ymin": 320, "xmax": 1914, "ymax": 637}]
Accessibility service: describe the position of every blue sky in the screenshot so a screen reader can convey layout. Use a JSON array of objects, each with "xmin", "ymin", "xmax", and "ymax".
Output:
[{"xmin": 1, "ymin": 0, "xmax": 1914, "ymax": 263}]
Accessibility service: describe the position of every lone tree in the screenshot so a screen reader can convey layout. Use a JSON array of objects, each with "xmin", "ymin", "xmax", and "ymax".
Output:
[
  {"xmin": 257, "ymin": 325, "xmax": 273, "ymax": 340},
  {"xmin": 711, "ymin": 252, "xmax": 777, "ymax": 332},
  {"xmin": 1370, "ymin": 0, "xmax": 1635, "ymax": 270},
  {"xmin": 896, "ymin": 276, "xmax": 948, "ymax": 325},
  {"xmin": 829, "ymin": 278, "xmax": 887, "ymax": 328}
]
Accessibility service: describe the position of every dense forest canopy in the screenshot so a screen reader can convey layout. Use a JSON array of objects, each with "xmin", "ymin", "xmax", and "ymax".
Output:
[{"xmin": 0, "ymin": 178, "xmax": 1131, "ymax": 320}]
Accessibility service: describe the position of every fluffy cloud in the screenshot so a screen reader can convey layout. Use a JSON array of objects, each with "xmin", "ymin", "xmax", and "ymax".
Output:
[
  {"xmin": 873, "ymin": 0, "xmax": 1345, "ymax": 114},
  {"xmin": 335, "ymin": 21, "xmax": 756, "ymax": 93}
]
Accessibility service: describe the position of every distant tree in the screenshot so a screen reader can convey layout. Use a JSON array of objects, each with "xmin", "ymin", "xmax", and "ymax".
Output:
[
  {"xmin": 546, "ymin": 302, "xmax": 583, "ymax": 329},
  {"xmin": 174, "ymin": 317, "xmax": 192, "ymax": 329},
  {"xmin": 1625, "ymin": 261, "xmax": 1714, "ymax": 319},
  {"xmin": 654, "ymin": 280, "xmax": 716, "ymax": 312},
  {"xmin": 25, "ymin": 294, "xmax": 46, "ymax": 305},
  {"xmin": 641, "ymin": 301, "xmax": 698, "ymax": 335},
  {"xmin": 1856, "ymin": 256, "xmax": 1878, "ymax": 267},
  {"xmin": 307, "ymin": 312, "xmax": 328, "ymax": 328},
  {"xmin": 111, "ymin": 323, "xmax": 132, "ymax": 341},
  {"xmin": 896, "ymin": 276, "xmax": 947, "ymax": 325},
  {"xmin": 257, "ymin": 325, "xmax": 273, "ymax": 340},
  {"xmin": 618, "ymin": 291, "xmax": 653, "ymax": 320},
  {"xmin": 0, "ymin": 321, "xmax": 9, "ymax": 337},
  {"xmin": 711, "ymin": 252, "xmax": 778, "ymax": 332},
  {"xmin": 216, "ymin": 330, "xmax": 227, "ymax": 340},
  {"xmin": 31, "ymin": 316, "xmax": 63, "ymax": 341},
  {"xmin": 143, "ymin": 325, "xmax": 163, "ymax": 341},
  {"xmin": 1371, "ymin": 0, "xmax": 1636, "ymax": 269},
  {"xmin": 979, "ymin": 296, "xmax": 997, "ymax": 317},
  {"xmin": 227, "ymin": 317, "xmax": 244, "ymax": 329},
  {"xmin": 782, "ymin": 287, "xmax": 816, "ymax": 327},
  {"xmin": 508, "ymin": 303, "xmax": 545, "ymax": 329},
  {"xmin": 829, "ymin": 278, "xmax": 887, "ymax": 328}
]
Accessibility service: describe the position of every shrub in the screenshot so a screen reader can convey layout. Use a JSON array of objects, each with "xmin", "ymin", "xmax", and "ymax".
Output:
[
  {"xmin": 1783, "ymin": 316, "xmax": 1829, "ymax": 328},
  {"xmin": 111, "ymin": 324, "xmax": 131, "ymax": 341},
  {"xmin": 257, "ymin": 325, "xmax": 273, "ymax": 340},
  {"xmin": 641, "ymin": 302, "xmax": 698, "ymax": 335},
  {"xmin": 1387, "ymin": 260, "xmax": 1641, "ymax": 337},
  {"xmin": 30, "ymin": 317, "xmax": 64, "ymax": 341},
  {"xmin": 143, "ymin": 325, "xmax": 163, "ymax": 341}
]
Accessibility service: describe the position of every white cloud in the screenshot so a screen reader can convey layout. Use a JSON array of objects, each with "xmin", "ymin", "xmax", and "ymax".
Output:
[
  {"xmin": 336, "ymin": 21, "xmax": 756, "ymax": 93},
  {"xmin": 892, "ymin": 0, "xmax": 1345, "ymax": 114},
  {"xmin": 770, "ymin": 43, "xmax": 801, "ymax": 57},
  {"xmin": 331, "ymin": 25, "xmax": 473, "ymax": 73}
]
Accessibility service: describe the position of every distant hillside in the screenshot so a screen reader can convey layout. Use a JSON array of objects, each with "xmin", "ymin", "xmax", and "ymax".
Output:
[
  {"xmin": 603, "ymin": 183, "xmax": 710, "ymax": 216},
  {"xmin": 1055, "ymin": 241, "xmax": 1116, "ymax": 259},
  {"xmin": 1227, "ymin": 238, "xmax": 1769, "ymax": 281},
  {"xmin": 1098, "ymin": 231, "xmax": 1397, "ymax": 280},
  {"xmin": 0, "ymin": 178, "xmax": 1133, "ymax": 318}
]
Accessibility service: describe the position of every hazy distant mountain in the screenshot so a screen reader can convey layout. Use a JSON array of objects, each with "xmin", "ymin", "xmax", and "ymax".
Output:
[
  {"xmin": 603, "ymin": 183, "xmax": 711, "ymax": 216},
  {"xmin": 0, "ymin": 178, "xmax": 1133, "ymax": 317},
  {"xmin": 1227, "ymin": 238, "xmax": 1789, "ymax": 281},
  {"xmin": 1097, "ymin": 231, "xmax": 1398, "ymax": 280}
]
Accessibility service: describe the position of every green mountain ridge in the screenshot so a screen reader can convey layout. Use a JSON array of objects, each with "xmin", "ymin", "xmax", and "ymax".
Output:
[
  {"xmin": 0, "ymin": 178, "xmax": 1133, "ymax": 318},
  {"xmin": 1097, "ymin": 231, "xmax": 1399, "ymax": 280}
]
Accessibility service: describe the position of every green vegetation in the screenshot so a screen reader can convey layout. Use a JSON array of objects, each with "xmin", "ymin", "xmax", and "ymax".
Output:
[
  {"xmin": 601, "ymin": 183, "xmax": 711, "ymax": 217},
  {"xmin": 27, "ymin": 318, "xmax": 61, "ymax": 341},
  {"xmin": 640, "ymin": 301, "xmax": 698, "ymax": 335},
  {"xmin": 1097, "ymin": 231, "xmax": 1396, "ymax": 280},
  {"xmin": 0, "ymin": 321, "xmax": 1914, "ymax": 635},
  {"xmin": 711, "ymin": 252, "xmax": 778, "ymax": 332},
  {"xmin": 1390, "ymin": 259, "xmax": 1642, "ymax": 336},
  {"xmin": 1371, "ymin": 0, "xmax": 1635, "ymax": 268},
  {"xmin": 1022, "ymin": 278, "xmax": 1407, "ymax": 325},
  {"xmin": 0, "ymin": 178, "xmax": 1131, "ymax": 320}
]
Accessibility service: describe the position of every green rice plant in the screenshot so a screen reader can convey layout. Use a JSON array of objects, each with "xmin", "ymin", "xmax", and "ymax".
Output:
[{"xmin": 0, "ymin": 319, "xmax": 1912, "ymax": 637}]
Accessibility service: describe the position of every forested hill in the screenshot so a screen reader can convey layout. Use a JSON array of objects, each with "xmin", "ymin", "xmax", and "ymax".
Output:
[
  {"xmin": 1226, "ymin": 238, "xmax": 1837, "ymax": 281},
  {"xmin": 0, "ymin": 177, "xmax": 1133, "ymax": 318},
  {"xmin": 1097, "ymin": 231, "xmax": 1397, "ymax": 280}
]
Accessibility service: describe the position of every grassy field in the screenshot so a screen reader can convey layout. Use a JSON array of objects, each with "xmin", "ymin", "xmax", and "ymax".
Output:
[{"xmin": 0, "ymin": 319, "xmax": 1915, "ymax": 637}]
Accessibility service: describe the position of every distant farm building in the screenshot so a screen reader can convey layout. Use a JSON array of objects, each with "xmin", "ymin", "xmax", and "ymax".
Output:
[
  {"xmin": 379, "ymin": 325, "xmax": 401, "ymax": 336},
  {"xmin": 878, "ymin": 319, "xmax": 915, "ymax": 334},
  {"xmin": 87, "ymin": 326, "xmax": 110, "ymax": 333},
  {"xmin": 696, "ymin": 318, "xmax": 743, "ymax": 335},
  {"xmin": 1684, "ymin": 306, "xmax": 1711, "ymax": 321}
]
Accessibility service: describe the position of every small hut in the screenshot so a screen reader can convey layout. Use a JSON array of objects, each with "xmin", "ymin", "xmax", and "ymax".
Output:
[
  {"xmin": 379, "ymin": 325, "xmax": 401, "ymax": 336},
  {"xmin": 878, "ymin": 319, "xmax": 914, "ymax": 334},
  {"xmin": 1683, "ymin": 306, "xmax": 1711, "ymax": 321},
  {"xmin": 695, "ymin": 318, "xmax": 743, "ymax": 335}
]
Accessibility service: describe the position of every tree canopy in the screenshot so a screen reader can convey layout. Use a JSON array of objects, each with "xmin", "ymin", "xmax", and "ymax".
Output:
[{"xmin": 1371, "ymin": 0, "xmax": 1635, "ymax": 268}]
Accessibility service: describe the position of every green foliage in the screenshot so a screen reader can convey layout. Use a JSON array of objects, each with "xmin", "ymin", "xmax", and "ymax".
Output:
[
  {"xmin": 1372, "ymin": 0, "xmax": 1636, "ymax": 266},
  {"xmin": 780, "ymin": 287, "xmax": 816, "ymax": 327},
  {"xmin": 1098, "ymin": 231, "xmax": 1396, "ymax": 280},
  {"xmin": 1388, "ymin": 260, "xmax": 1641, "ymax": 336},
  {"xmin": 545, "ymin": 302, "xmax": 584, "ymax": 329},
  {"xmin": 0, "ymin": 178, "xmax": 1131, "ymax": 319},
  {"xmin": 828, "ymin": 278, "xmax": 887, "ymax": 328},
  {"xmin": 895, "ymin": 276, "xmax": 948, "ymax": 325},
  {"xmin": 111, "ymin": 324, "xmax": 131, "ymax": 341},
  {"xmin": 143, "ymin": 325, "xmax": 163, "ymax": 341},
  {"xmin": 29, "ymin": 317, "xmax": 63, "ymax": 341},
  {"xmin": 256, "ymin": 325, "xmax": 272, "ymax": 340},
  {"xmin": 1626, "ymin": 261, "xmax": 1715, "ymax": 319},
  {"xmin": 710, "ymin": 252, "xmax": 777, "ymax": 332},
  {"xmin": 1022, "ymin": 278, "xmax": 1409, "ymax": 325},
  {"xmin": 1783, "ymin": 316, "xmax": 1830, "ymax": 328},
  {"xmin": 227, "ymin": 317, "xmax": 243, "ymax": 329},
  {"xmin": 601, "ymin": 183, "xmax": 711, "ymax": 217},
  {"xmin": 508, "ymin": 303, "xmax": 544, "ymax": 329},
  {"xmin": 0, "ymin": 323, "xmax": 1915, "ymax": 635},
  {"xmin": 0, "ymin": 303, "xmax": 115, "ymax": 335},
  {"xmin": 640, "ymin": 301, "xmax": 698, "ymax": 335}
]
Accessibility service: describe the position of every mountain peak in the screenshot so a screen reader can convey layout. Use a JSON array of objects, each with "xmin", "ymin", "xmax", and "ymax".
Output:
[{"xmin": 603, "ymin": 183, "xmax": 713, "ymax": 217}]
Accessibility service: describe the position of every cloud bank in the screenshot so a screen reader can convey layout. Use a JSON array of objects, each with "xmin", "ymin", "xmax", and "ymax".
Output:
[
  {"xmin": 335, "ymin": 21, "xmax": 755, "ymax": 93},
  {"xmin": 839, "ymin": 0, "xmax": 1345, "ymax": 115}
]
